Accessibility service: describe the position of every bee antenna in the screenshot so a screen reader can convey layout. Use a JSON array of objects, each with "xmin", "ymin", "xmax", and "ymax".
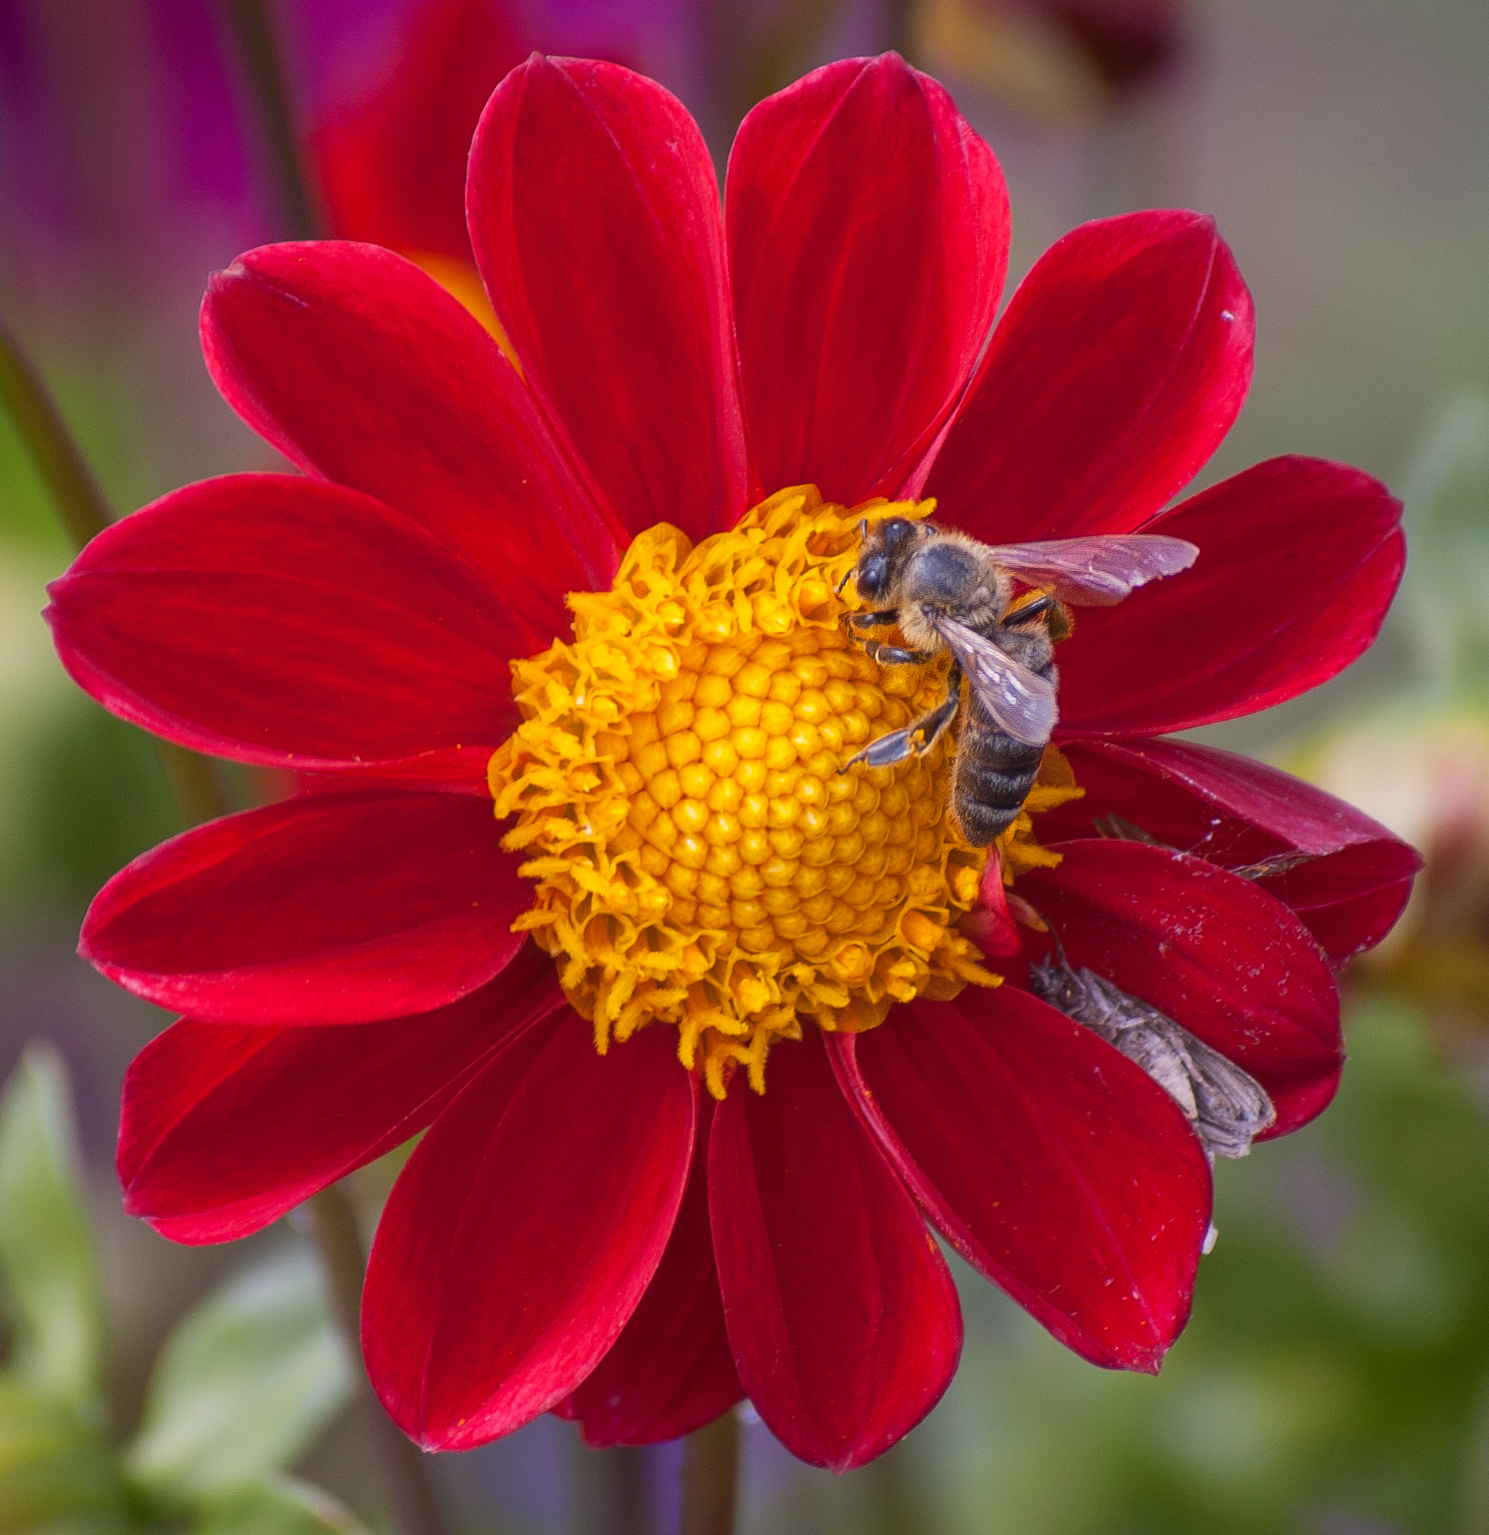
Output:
[{"xmin": 835, "ymin": 567, "xmax": 854, "ymax": 597}]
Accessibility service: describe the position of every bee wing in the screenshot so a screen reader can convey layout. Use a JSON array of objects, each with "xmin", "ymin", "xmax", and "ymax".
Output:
[
  {"xmin": 929, "ymin": 615, "xmax": 1056, "ymax": 746},
  {"xmin": 984, "ymin": 534, "xmax": 1199, "ymax": 606}
]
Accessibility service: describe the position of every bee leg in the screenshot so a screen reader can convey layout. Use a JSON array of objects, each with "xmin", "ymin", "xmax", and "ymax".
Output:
[
  {"xmin": 845, "ymin": 610, "xmax": 900, "ymax": 631},
  {"xmin": 841, "ymin": 685, "xmax": 961, "ymax": 772},
  {"xmin": 862, "ymin": 640, "xmax": 933, "ymax": 665},
  {"xmin": 1004, "ymin": 594, "xmax": 1057, "ymax": 626}
]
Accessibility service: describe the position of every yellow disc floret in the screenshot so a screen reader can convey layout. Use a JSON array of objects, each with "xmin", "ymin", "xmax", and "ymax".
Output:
[{"xmin": 489, "ymin": 486, "xmax": 1006, "ymax": 1097}]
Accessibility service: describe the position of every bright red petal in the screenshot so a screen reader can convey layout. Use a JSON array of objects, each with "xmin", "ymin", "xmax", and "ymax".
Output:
[
  {"xmin": 362, "ymin": 1013, "xmax": 696, "ymax": 1449},
  {"xmin": 311, "ymin": 0, "xmax": 526, "ymax": 261},
  {"xmin": 46, "ymin": 474, "xmax": 512, "ymax": 780},
  {"xmin": 926, "ymin": 211, "xmax": 1251, "ymax": 538},
  {"xmin": 118, "ymin": 945, "xmax": 563, "ymax": 1244},
  {"xmin": 728, "ymin": 54, "xmax": 1008, "ymax": 506},
  {"xmin": 468, "ymin": 56, "xmax": 746, "ymax": 540},
  {"xmin": 81, "ymin": 791, "xmax": 528, "ymax": 1024},
  {"xmin": 1045, "ymin": 738, "xmax": 1421, "ymax": 961},
  {"xmin": 1057, "ymin": 457, "xmax": 1404, "ymax": 736},
  {"xmin": 708, "ymin": 1030, "xmax": 961, "ymax": 1471},
  {"xmin": 559, "ymin": 1097, "xmax": 743, "ymax": 1446},
  {"xmin": 202, "ymin": 241, "xmax": 624, "ymax": 646},
  {"xmin": 1019, "ymin": 840, "xmax": 1344, "ymax": 1136},
  {"xmin": 830, "ymin": 987, "xmax": 1211, "ymax": 1372}
]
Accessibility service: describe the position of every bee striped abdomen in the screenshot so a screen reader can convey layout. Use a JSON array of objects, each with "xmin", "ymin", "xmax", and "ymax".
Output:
[{"xmin": 950, "ymin": 665, "xmax": 1052, "ymax": 846}]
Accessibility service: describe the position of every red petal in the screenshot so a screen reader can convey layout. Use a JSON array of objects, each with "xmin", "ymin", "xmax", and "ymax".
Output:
[
  {"xmin": 830, "ymin": 987, "xmax": 1211, "ymax": 1372},
  {"xmin": 46, "ymin": 474, "xmax": 513, "ymax": 779},
  {"xmin": 1056, "ymin": 458, "xmax": 1405, "ymax": 735},
  {"xmin": 1046, "ymin": 738, "xmax": 1421, "ymax": 961},
  {"xmin": 1019, "ymin": 840, "xmax": 1344, "ymax": 1136},
  {"xmin": 560, "ymin": 1097, "xmax": 743, "ymax": 1446},
  {"xmin": 468, "ymin": 57, "xmax": 746, "ymax": 540},
  {"xmin": 728, "ymin": 54, "xmax": 1008, "ymax": 506},
  {"xmin": 81, "ymin": 791, "xmax": 528, "ymax": 1024},
  {"xmin": 362, "ymin": 1013, "xmax": 696, "ymax": 1449},
  {"xmin": 202, "ymin": 241, "xmax": 624, "ymax": 646},
  {"xmin": 708, "ymin": 1030, "xmax": 961, "ymax": 1471},
  {"xmin": 118, "ymin": 945, "xmax": 563, "ymax": 1244},
  {"xmin": 961, "ymin": 849, "xmax": 1024, "ymax": 956},
  {"xmin": 311, "ymin": 0, "xmax": 525, "ymax": 261},
  {"xmin": 927, "ymin": 211, "xmax": 1251, "ymax": 538}
]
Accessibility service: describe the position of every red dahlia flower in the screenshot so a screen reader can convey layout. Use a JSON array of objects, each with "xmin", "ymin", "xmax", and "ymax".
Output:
[{"xmin": 46, "ymin": 54, "xmax": 1418, "ymax": 1470}]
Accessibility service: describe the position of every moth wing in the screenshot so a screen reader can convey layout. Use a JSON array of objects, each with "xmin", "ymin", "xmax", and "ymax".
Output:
[
  {"xmin": 985, "ymin": 534, "xmax": 1199, "ymax": 606},
  {"xmin": 930, "ymin": 615, "xmax": 1056, "ymax": 746},
  {"xmin": 1183, "ymin": 1033, "xmax": 1277, "ymax": 1156}
]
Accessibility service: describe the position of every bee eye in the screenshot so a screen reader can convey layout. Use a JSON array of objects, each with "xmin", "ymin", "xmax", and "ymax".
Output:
[{"xmin": 857, "ymin": 553, "xmax": 888, "ymax": 596}]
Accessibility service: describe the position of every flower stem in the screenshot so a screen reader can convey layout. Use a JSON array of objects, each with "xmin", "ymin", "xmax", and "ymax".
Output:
[
  {"xmin": 679, "ymin": 1410, "xmax": 739, "ymax": 1535},
  {"xmin": 306, "ymin": 1184, "xmax": 448, "ymax": 1535},
  {"xmin": 221, "ymin": 0, "xmax": 323, "ymax": 240},
  {"xmin": 0, "ymin": 317, "xmax": 112, "ymax": 548},
  {"xmin": 0, "ymin": 316, "xmax": 234, "ymax": 826}
]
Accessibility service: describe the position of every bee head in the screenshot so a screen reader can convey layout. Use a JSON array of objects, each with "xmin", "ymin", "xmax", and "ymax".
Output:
[{"xmin": 852, "ymin": 517, "xmax": 919, "ymax": 602}]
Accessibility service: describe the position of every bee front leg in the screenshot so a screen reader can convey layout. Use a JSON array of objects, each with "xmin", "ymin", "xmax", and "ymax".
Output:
[
  {"xmin": 862, "ymin": 639, "xmax": 933, "ymax": 665},
  {"xmin": 842, "ymin": 682, "xmax": 961, "ymax": 772},
  {"xmin": 845, "ymin": 610, "xmax": 901, "ymax": 631}
]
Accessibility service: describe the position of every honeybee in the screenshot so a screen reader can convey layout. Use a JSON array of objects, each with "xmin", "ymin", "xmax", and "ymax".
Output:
[{"xmin": 841, "ymin": 519, "xmax": 1198, "ymax": 845}]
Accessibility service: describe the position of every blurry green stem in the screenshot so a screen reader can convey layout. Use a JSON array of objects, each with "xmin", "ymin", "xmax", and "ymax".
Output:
[
  {"xmin": 0, "ymin": 318, "xmax": 112, "ymax": 548},
  {"xmin": 307, "ymin": 1185, "xmax": 448, "ymax": 1535},
  {"xmin": 679, "ymin": 1410, "xmax": 739, "ymax": 1535},
  {"xmin": 0, "ymin": 317, "xmax": 232, "ymax": 827},
  {"xmin": 222, "ymin": 0, "xmax": 323, "ymax": 240}
]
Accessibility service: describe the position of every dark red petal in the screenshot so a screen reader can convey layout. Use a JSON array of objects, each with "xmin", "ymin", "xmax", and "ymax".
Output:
[
  {"xmin": 1045, "ymin": 738, "xmax": 1422, "ymax": 961},
  {"xmin": 363, "ymin": 1013, "xmax": 696, "ymax": 1449},
  {"xmin": 118, "ymin": 945, "xmax": 562, "ymax": 1244},
  {"xmin": 830, "ymin": 987, "xmax": 1211, "ymax": 1372},
  {"xmin": 310, "ymin": 0, "xmax": 526, "ymax": 261},
  {"xmin": 1020, "ymin": 840, "xmax": 1344, "ymax": 1136},
  {"xmin": 468, "ymin": 56, "xmax": 746, "ymax": 541},
  {"xmin": 202, "ymin": 241, "xmax": 623, "ymax": 646},
  {"xmin": 46, "ymin": 474, "xmax": 513, "ymax": 778},
  {"xmin": 81, "ymin": 791, "xmax": 528, "ymax": 1025},
  {"xmin": 708, "ymin": 1030, "xmax": 961, "ymax": 1471},
  {"xmin": 560, "ymin": 1097, "xmax": 742, "ymax": 1446},
  {"xmin": 728, "ymin": 54, "xmax": 1008, "ymax": 506},
  {"xmin": 1056, "ymin": 458, "xmax": 1405, "ymax": 736},
  {"xmin": 927, "ymin": 211, "xmax": 1251, "ymax": 538}
]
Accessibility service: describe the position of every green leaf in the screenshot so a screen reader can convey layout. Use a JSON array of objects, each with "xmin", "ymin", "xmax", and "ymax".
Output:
[
  {"xmin": 188, "ymin": 1478, "xmax": 371, "ymax": 1535},
  {"xmin": 125, "ymin": 1249, "xmax": 352, "ymax": 1497},
  {"xmin": 0, "ymin": 1045, "xmax": 106, "ymax": 1413},
  {"xmin": 0, "ymin": 1375, "xmax": 128, "ymax": 1535}
]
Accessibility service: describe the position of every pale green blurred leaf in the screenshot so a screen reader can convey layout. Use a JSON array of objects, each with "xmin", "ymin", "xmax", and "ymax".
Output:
[
  {"xmin": 188, "ymin": 1477, "xmax": 370, "ymax": 1535},
  {"xmin": 1398, "ymin": 388, "xmax": 1489, "ymax": 693},
  {"xmin": 125, "ymin": 1249, "xmax": 352, "ymax": 1497},
  {"xmin": 0, "ymin": 1046, "xmax": 106, "ymax": 1413},
  {"xmin": 0, "ymin": 1376, "xmax": 127, "ymax": 1535}
]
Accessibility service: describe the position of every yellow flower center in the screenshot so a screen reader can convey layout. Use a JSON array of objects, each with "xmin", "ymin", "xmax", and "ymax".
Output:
[{"xmin": 488, "ymin": 486, "xmax": 1070, "ymax": 1097}]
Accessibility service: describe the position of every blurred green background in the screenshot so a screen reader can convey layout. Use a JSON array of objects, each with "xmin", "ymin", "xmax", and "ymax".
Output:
[{"xmin": 2, "ymin": 0, "xmax": 1488, "ymax": 1531}]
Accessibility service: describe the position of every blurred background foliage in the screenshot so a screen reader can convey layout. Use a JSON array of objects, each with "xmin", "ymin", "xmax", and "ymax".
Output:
[
  {"xmin": 0, "ymin": 0, "xmax": 1487, "ymax": 1532},
  {"xmin": 0, "ymin": 1045, "xmax": 359, "ymax": 1535}
]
